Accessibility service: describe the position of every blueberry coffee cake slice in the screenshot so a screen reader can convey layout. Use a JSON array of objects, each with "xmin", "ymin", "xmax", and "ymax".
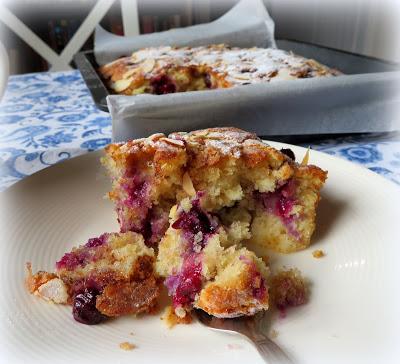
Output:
[
  {"xmin": 102, "ymin": 127, "xmax": 327, "ymax": 253},
  {"xmin": 27, "ymin": 127, "xmax": 325, "ymax": 325}
]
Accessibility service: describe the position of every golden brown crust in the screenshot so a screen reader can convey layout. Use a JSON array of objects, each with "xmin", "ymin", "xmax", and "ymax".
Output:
[
  {"xmin": 96, "ymin": 276, "xmax": 160, "ymax": 316},
  {"xmin": 130, "ymin": 255, "xmax": 156, "ymax": 281},
  {"xmin": 196, "ymin": 284, "xmax": 268, "ymax": 317},
  {"xmin": 294, "ymin": 164, "xmax": 328, "ymax": 188}
]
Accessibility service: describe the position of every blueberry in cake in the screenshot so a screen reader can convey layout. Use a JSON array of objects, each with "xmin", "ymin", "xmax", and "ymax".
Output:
[
  {"xmin": 27, "ymin": 127, "xmax": 326, "ymax": 325},
  {"xmin": 98, "ymin": 44, "xmax": 340, "ymax": 96},
  {"xmin": 26, "ymin": 232, "xmax": 160, "ymax": 324}
]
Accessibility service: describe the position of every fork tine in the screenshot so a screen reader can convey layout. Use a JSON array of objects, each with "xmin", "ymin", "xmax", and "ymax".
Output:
[{"xmin": 194, "ymin": 309, "xmax": 294, "ymax": 364}]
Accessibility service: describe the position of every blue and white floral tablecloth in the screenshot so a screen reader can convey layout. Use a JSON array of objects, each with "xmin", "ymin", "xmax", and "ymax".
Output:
[{"xmin": 0, "ymin": 70, "xmax": 399, "ymax": 191}]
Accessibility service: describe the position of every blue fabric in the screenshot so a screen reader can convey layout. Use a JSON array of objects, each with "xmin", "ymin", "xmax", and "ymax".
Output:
[{"xmin": 0, "ymin": 70, "xmax": 399, "ymax": 190}]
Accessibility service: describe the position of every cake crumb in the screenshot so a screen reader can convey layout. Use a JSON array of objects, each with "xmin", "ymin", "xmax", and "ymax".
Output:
[
  {"xmin": 161, "ymin": 306, "xmax": 192, "ymax": 328},
  {"xmin": 270, "ymin": 268, "xmax": 308, "ymax": 311},
  {"xmin": 312, "ymin": 250, "xmax": 325, "ymax": 258},
  {"xmin": 269, "ymin": 329, "xmax": 279, "ymax": 339},
  {"xmin": 119, "ymin": 342, "xmax": 136, "ymax": 351}
]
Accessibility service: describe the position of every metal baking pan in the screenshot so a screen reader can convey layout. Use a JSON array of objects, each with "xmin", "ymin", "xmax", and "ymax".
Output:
[{"xmin": 73, "ymin": 39, "xmax": 399, "ymax": 113}]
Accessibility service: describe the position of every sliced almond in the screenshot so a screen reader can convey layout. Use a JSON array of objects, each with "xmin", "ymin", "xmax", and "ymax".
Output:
[
  {"xmin": 112, "ymin": 78, "xmax": 133, "ymax": 92},
  {"xmin": 149, "ymin": 133, "xmax": 165, "ymax": 142},
  {"xmin": 301, "ymin": 147, "xmax": 310, "ymax": 165},
  {"xmin": 37, "ymin": 278, "xmax": 69, "ymax": 304},
  {"xmin": 140, "ymin": 58, "xmax": 155, "ymax": 73},
  {"xmin": 274, "ymin": 68, "xmax": 297, "ymax": 81},
  {"xmin": 160, "ymin": 137, "xmax": 185, "ymax": 148},
  {"xmin": 182, "ymin": 172, "xmax": 196, "ymax": 197},
  {"xmin": 122, "ymin": 68, "xmax": 138, "ymax": 79},
  {"xmin": 234, "ymin": 73, "xmax": 251, "ymax": 80}
]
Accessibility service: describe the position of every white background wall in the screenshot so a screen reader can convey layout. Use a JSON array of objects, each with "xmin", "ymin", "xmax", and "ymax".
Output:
[{"xmin": 267, "ymin": 0, "xmax": 400, "ymax": 62}]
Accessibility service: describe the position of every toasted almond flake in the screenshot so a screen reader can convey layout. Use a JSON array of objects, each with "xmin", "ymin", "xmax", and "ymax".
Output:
[
  {"xmin": 274, "ymin": 68, "xmax": 297, "ymax": 81},
  {"xmin": 140, "ymin": 58, "xmax": 155, "ymax": 73},
  {"xmin": 148, "ymin": 133, "xmax": 165, "ymax": 142},
  {"xmin": 234, "ymin": 74, "xmax": 251, "ymax": 80},
  {"xmin": 119, "ymin": 342, "xmax": 136, "ymax": 351},
  {"xmin": 301, "ymin": 147, "xmax": 310, "ymax": 165},
  {"xmin": 182, "ymin": 172, "xmax": 196, "ymax": 197},
  {"xmin": 160, "ymin": 137, "xmax": 185, "ymax": 148},
  {"xmin": 37, "ymin": 278, "xmax": 69, "ymax": 304},
  {"xmin": 122, "ymin": 68, "xmax": 138, "ymax": 79},
  {"xmin": 112, "ymin": 78, "xmax": 133, "ymax": 92}
]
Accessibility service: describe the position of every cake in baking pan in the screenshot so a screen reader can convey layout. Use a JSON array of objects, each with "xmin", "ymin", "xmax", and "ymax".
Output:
[{"xmin": 98, "ymin": 44, "xmax": 340, "ymax": 95}]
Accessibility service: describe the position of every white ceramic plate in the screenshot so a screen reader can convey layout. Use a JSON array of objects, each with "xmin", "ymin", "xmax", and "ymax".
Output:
[{"xmin": 1, "ymin": 142, "xmax": 399, "ymax": 364}]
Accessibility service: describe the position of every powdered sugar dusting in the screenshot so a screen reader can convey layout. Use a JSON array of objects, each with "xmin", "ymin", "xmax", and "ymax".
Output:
[{"xmin": 103, "ymin": 44, "xmax": 339, "ymax": 89}]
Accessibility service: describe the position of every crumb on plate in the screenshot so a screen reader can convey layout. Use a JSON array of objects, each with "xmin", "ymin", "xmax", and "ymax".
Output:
[
  {"xmin": 270, "ymin": 268, "xmax": 308, "ymax": 311},
  {"xmin": 161, "ymin": 305, "xmax": 192, "ymax": 328},
  {"xmin": 119, "ymin": 342, "xmax": 136, "ymax": 351},
  {"xmin": 312, "ymin": 249, "xmax": 325, "ymax": 258},
  {"xmin": 269, "ymin": 329, "xmax": 279, "ymax": 339}
]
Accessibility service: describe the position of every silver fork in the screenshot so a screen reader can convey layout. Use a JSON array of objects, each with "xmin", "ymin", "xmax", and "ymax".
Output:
[{"xmin": 195, "ymin": 310, "xmax": 294, "ymax": 364}]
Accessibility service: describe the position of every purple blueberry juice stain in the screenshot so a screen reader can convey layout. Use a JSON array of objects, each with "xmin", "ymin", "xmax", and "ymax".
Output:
[
  {"xmin": 147, "ymin": 210, "xmax": 169, "ymax": 247},
  {"xmin": 257, "ymin": 179, "xmax": 300, "ymax": 239},
  {"xmin": 117, "ymin": 175, "xmax": 152, "ymax": 234},
  {"xmin": 85, "ymin": 233, "xmax": 109, "ymax": 248},
  {"xmin": 253, "ymin": 275, "xmax": 267, "ymax": 300},
  {"xmin": 56, "ymin": 234, "xmax": 110, "ymax": 270},
  {"xmin": 165, "ymin": 255, "xmax": 203, "ymax": 308},
  {"xmin": 165, "ymin": 192, "xmax": 219, "ymax": 307},
  {"xmin": 56, "ymin": 250, "xmax": 89, "ymax": 270}
]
